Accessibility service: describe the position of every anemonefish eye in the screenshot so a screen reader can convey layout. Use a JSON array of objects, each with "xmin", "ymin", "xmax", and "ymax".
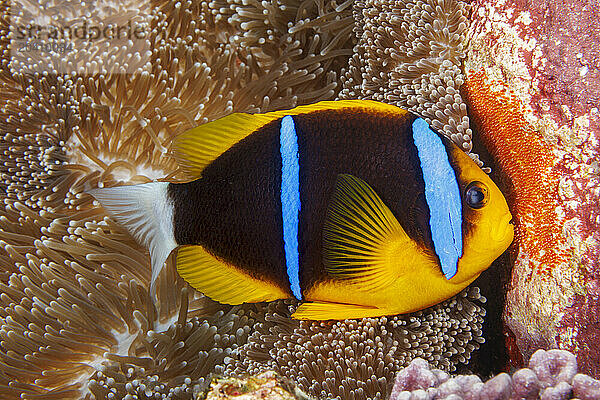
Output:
[{"xmin": 465, "ymin": 181, "xmax": 489, "ymax": 209}]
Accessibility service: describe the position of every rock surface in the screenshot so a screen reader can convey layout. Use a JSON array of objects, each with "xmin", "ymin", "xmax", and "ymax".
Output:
[{"xmin": 465, "ymin": 0, "xmax": 600, "ymax": 376}]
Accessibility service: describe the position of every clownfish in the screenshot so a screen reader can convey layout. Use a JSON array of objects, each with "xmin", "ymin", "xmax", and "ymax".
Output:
[{"xmin": 89, "ymin": 100, "xmax": 514, "ymax": 320}]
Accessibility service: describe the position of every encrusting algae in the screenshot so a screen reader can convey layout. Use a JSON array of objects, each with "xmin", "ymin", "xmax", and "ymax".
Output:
[
  {"xmin": 464, "ymin": 0, "xmax": 600, "ymax": 373},
  {"xmin": 0, "ymin": 0, "xmax": 496, "ymax": 399}
]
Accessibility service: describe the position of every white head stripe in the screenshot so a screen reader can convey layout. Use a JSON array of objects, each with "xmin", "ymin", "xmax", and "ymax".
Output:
[
  {"xmin": 412, "ymin": 118, "xmax": 462, "ymax": 279},
  {"xmin": 280, "ymin": 115, "xmax": 302, "ymax": 299}
]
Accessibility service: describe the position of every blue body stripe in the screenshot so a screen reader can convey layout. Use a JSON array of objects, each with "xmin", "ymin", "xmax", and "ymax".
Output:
[
  {"xmin": 412, "ymin": 118, "xmax": 462, "ymax": 279},
  {"xmin": 280, "ymin": 115, "xmax": 302, "ymax": 299}
]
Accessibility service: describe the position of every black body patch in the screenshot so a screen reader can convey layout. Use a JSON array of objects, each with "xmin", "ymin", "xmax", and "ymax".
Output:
[
  {"xmin": 168, "ymin": 108, "xmax": 436, "ymax": 294},
  {"xmin": 168, "ymin": 119, "xmax": 290, "ymax": 293}
]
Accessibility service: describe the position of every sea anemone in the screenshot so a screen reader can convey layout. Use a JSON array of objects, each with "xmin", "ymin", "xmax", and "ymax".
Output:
[
  {"xmin": 339, "ymin": 0, "xmax": 477, "ymax": 161},
  {"xmin": 0, "ymin": 0, "xmax": 488, "ymax": 398},
  {"xmin": 227, "ymin": 290, "xmax": 486, "ymax": 400}
]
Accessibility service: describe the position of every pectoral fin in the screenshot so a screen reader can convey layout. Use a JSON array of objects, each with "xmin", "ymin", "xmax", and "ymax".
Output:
[
  {"xmin": 176, "ymin": 245, "xmax": 289, "ymax": 304},
  {"xmin": 323, "ymin": 174, "xmax": 419, "ymax": 291}
]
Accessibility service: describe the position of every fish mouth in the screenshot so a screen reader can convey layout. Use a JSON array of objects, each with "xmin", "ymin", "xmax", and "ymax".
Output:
[{"xmin": 491, "ymin": 213, "xmax": 514, "ymax": 242}]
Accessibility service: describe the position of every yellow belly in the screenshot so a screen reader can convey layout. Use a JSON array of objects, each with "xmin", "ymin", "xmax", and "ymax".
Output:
[{"xmin": 299, "ymin": 266, "xmax": 479, "ymax": 319}]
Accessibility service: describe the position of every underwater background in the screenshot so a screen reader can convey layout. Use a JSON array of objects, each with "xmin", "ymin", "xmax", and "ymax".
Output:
[{"xmin": 0, "ymin": 0, "xmax": 599, "ymax": 398}]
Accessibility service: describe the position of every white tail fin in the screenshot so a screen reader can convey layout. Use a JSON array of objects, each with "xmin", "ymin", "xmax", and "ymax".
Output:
[{"xmin": 88, "ymin": 182, "xmax": 177, "ymax": 296}]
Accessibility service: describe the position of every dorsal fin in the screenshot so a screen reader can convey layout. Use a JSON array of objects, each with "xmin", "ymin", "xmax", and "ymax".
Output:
[
  {"xmin": 323, "ymin": 174, "xmax": 421, "ymax": 292},
  {"xmin": 171, "ymin": 100, "xmax": 403, "ymax": 179}
]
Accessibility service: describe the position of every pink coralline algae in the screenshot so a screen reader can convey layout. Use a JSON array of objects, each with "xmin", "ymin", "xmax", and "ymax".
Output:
[
  {"xmin": 465, "ymin": 0, "xmax": 600, "ymax": 375},
  {"xmin": 388, "ymin": 349, "xmax": 600, "ymax": 400}
]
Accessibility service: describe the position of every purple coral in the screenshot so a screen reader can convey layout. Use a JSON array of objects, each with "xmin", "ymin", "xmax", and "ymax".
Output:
[
  {"xmin": 529, "ymin": 349, "xmax": 578, "ymax": 388},
  {"xmin": 572, "ymin": 374, "xmax": 600, "ymax": 400},
  {"xmin": 389, "ymin": 349, "xmax": 600, "ymax": 400},
  {"xmin": 511, "ymin": 368, "xmax": 540, "ymax": 399},
  {"xmin": 390, "ymin": 359, "xmax": 439, "ymax": 393}
]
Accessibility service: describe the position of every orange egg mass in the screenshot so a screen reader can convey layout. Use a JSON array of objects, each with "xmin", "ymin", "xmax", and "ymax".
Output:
[{"xmin": 463, "ymin": 69, "xmax": 567, "ymax": 277}]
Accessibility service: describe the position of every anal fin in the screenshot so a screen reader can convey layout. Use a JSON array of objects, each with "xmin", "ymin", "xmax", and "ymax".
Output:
[
  {"xmin": 176, "ymin": 245, "xmax": 290, "ymax": 304},
  {"xmin": 292, "ymin": 301, "xmax": 383, "ymax": 320}
]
